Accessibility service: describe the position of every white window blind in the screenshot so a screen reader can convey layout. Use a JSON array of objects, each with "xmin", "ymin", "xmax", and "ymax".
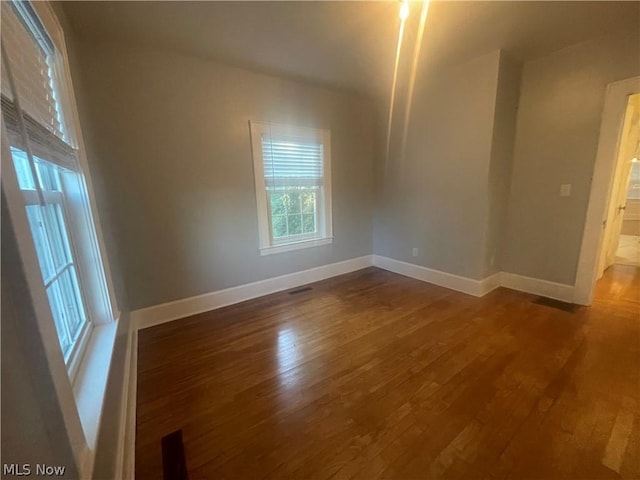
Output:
[
  {"xmin": 1, "ymin": 0, "xmax": 76, "ymax": 171},
  {"xmin": 1, "ymin": 1, "xmax": 63, "ymax": 139},
  {"xmin": 262, "ymin": 136, "xmax": 324, "ymax": 188}
]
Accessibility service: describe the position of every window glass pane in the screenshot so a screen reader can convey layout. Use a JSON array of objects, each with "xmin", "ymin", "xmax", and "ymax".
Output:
[
  {"xmin": 35, "ymin": 158, "xmax": 62, "ymax": 192},
  {"xmin": 303, "ymin": 214, "xmax": 316, "ymax": 234},
  {"xmin": 45, "ymin": 267, "xmax": 86, "ymax": 359},
  {"xmin": 25, "ymin": 205, "xmax": 56, "ymax": 281},
  {"xmin": 301, "ymin": 191, "xmax": 316, "ymax": 214},
  {"xmin": 10, "ymin": 147, "xmax": 36, "ymax": 190},
  {"xmin": 41, "ymin": 204, "xmax": 71, "ymax": 272},
  {"xmin": 288, "ymin": 214, "xmax": 302, "ymax": 235},
  {"xmin": 58, "ymin": 267, "xmax": 85, "ymax": 342},
  {"xmin": 46, "ymin": 279, "xmax": 72, "ymax": 356},
  {"xmin": 270, "ymin": 193, "xmax": 285, "ymax": 215},
  {"xmin": 268, "ymin": 187, "xmax": 319, "ymax": 241},
  {"xmin": 286, "ymin": 192, "xmax": 301, "ymax": 214},
  {"xmin": 272, "ymin": 215, "xmax": 287, "ymax": 239}
]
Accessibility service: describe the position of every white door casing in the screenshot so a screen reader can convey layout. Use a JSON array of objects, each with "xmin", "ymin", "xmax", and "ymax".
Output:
[
  {"xmin": 574, "ymin": 76, "xmax": 640, "ymax": 305},
  {"xmin": 598, "ymin": 94, "xmax": 640, "ymax": 276}
]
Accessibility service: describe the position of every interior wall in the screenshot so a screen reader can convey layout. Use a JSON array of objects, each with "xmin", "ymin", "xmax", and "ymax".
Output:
[
  {"xmin": 373, "ymin": 50, "xmax": 503, "ymax": 280},
  {"xmin": 502, "ymin": 30, "xmax": 640, "ymax": 285},
  {"xmin": 72, "ymin": 41, "xmax": 376, "ymax": 311},
  {"xmin": 482, "ymin": 52, "xmax": 522, "ymax": 277}
]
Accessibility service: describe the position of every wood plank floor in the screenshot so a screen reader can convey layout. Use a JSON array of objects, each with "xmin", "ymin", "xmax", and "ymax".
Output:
[{"xmin": 136, "ymin": 265, "xmax": 640, "ymax": 479}]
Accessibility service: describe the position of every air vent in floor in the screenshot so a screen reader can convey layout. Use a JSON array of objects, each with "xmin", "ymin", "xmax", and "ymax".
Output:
[
  {"xmin": 289, "ymin": 286, "xmax": 312, "ymax": 295},
  {"xmin": 533, "ymin": 296, "xmax": 581, "ymax": 313}
]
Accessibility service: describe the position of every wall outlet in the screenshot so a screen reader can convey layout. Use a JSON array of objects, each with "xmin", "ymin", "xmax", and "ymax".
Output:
[
  {"xmin": 412, "ymin": 248, "xmax": 418, "ymax": 257},
  {"xmin": 560, "ymin": 184, "xmax": 571, "ymax": 197}
]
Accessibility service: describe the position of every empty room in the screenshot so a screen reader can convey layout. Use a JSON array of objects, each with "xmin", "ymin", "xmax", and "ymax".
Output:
[{"xmin": 2, "ymin": 1, "xmax": 639, "ymax": 479}]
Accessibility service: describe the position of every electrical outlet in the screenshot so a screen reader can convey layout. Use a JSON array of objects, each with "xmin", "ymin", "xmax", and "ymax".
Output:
[
  {"xmin": 560, "ymin": 184, "xmax": 571, "ymax": 197},
  {"xmin": 412, "ymin": 248, "xmax": 418, "ymax": 257}
]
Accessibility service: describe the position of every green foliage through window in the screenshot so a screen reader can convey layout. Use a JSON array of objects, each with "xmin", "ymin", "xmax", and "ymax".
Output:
[{"xmin": 269, "ymin": 187, "xmax": 317, "ymax": 239}]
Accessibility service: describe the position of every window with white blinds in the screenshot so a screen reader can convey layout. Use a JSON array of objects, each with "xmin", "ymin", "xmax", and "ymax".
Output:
[
  {"xmin": 1, "ymin": 1, "xmax": 75, "ymax": 171},
  {"xmin": 1, "ymin": 0, "xmax": 116, "ymax": 380},
  {"xmin": 250, "ymin": 121, "xmax": 333, "ymax": 254}
]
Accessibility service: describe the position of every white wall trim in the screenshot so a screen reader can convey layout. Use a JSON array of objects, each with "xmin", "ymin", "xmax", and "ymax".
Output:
[
  {"xmin": 131, "ymin": 255, "xmax": 580, "ymax": 333},
  {"xmin": 500, "ymin": 272, "xmax": 574, "ymax": 303},
  {"xmin": 132, "ymin": 255, "xmax": 374, "ymax": 330},
  {"xmin": 114, "ymin": 321, "xmax": 137, "ymax": 480},
  {"xmin": 478, "ymin": 272, "xmax": 503, "ymax": 297},
  {"xmin": 372, "ymin": 255, "xmax": 574, "ymax": 303},
  {"xmin": 122, "ymin": 327, "xmax": 138, "ymax": 480},
  {"xmin": 372, "ymin": 255, "xmax": 500, "ymax": 297}
]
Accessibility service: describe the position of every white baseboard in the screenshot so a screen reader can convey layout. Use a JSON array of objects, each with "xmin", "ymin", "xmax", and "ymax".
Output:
[
  {"xmin": 479, "ymin": 271, "xmax": 503, "ymax": 297},
  {"xmin": 132, "ymin": 255, "xmax": 374, "ymax": 330},
  {"xmin": 132, "ymin": 255, "xmax": 578, "ymax": 332},
  {"xmin": 115, "ymin": 321, "xmax": 137, "ymax": 479},
  {"xmin": 372, "ymin": 255, "xmax": 500, "ymax": 297},
  {"xmin": 500, "ymin": 272, "xmax": 575, "ymax": 303}
]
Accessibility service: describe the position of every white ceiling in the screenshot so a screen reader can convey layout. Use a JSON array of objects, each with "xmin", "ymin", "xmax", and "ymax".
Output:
[{"xmin": 62, "ymin": 1, "xmax": 640, "ymax": 99}]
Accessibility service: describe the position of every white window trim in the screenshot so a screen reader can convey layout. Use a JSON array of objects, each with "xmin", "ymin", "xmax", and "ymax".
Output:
[
  {"xmin": 2, "ymin": 3, "xmax": 120, "ymax": 477},
  {"xmin": 249, "ymin": 120, "xmax": 333, "ymax": 255}
]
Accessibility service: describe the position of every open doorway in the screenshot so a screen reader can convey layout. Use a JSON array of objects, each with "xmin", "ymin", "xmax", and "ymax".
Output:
[
  {"xmin": 597, "ymin": 93, "xmax": 640, "ymax": 273},
  {"xmin": 575, "ymin": 77, "xmax": 640, "ymax": 305}
]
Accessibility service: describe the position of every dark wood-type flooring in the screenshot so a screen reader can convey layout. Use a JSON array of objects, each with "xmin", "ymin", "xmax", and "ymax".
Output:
[{"xmin": 136, "ymin": 265, "xmax": 640, "ymax": 479}]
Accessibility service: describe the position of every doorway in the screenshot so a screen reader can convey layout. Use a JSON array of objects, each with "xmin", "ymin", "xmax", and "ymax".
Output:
[
  {"xmin": 598, "ymin": 93, "xmax": 640, "ymax": 273},
  {"xmin": 575, "ymin": 76, "xmax": 640, "ymax": 305}
]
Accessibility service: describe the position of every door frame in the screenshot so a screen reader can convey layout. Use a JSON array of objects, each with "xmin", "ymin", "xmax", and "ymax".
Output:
[{"xmin": 574, "ymin": 76, "xmax": 640, "ymax": 305}]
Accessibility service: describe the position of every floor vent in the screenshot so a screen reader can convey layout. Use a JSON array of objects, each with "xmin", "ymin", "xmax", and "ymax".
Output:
[
  {"xmin": 533, "ymin": 296, "xmax": 581, "ymax": 313},
  {"xmin": 289, "ymin": 286, "xmax": 312, "ymax": 295},
  {"xmin": 162, "ymin": 429, "xmax": 189, "ymax": 480}
]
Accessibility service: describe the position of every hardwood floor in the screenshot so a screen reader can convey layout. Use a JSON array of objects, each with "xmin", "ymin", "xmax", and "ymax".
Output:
[{"xmin": 136, "ymin": 265, "xmax": 640, "ymax": 479}]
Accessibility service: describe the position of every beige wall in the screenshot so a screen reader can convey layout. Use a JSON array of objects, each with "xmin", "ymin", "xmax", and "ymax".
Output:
[
  {"xmin": 483, "ymin": 52, "xmax": 522, "ymax": 277},
  {"xmin": 374, "ymin": 50, "xmax": 518, "ymax": 280},
  {"xmin": 502, "ymin": 30, "xmax": 640, "ymax": 285},
  {"xmin": 72, "ymin": 41, "xmax": 376, "ymax": 311}
]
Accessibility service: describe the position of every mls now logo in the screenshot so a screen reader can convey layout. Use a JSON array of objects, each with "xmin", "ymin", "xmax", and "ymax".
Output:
[{"xmin": 3, "ymin": 464, "xmax": 66, "ymax": 476}]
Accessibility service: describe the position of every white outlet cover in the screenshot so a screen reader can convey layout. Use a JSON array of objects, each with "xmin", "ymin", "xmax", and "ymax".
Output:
[
  {"xmin": 560, "ymin": 184, "xmax": 571, "ymax": 197},
  {"xmin": 412, "ymin": 248, "xmax": 418, "ymax": 257}
]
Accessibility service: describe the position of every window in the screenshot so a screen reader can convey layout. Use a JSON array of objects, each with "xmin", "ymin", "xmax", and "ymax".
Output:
[
  {"xmin": 12, "ymin": 147, "xmax": 90, "ymax": 360},
  {"xmin": 250, "ymin": 121, "xmax": 333, "ymax": 255},
  {"xmin": 2, "ymin": 0, "xmax": 115, "ymax": 379}
]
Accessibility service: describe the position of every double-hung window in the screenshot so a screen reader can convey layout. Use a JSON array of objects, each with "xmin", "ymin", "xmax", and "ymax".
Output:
[
  {"xmin": 2, "ymin": 0, "xmax": 116, "ymax": 379},
  {"xmin": 250, "ymin": 121, "xmax": 333, "ymax": 255}
]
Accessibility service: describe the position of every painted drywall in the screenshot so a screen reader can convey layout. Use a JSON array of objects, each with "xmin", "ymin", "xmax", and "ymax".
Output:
[
  {"xmin": 502, "ymin": 30, "xmax": 640, "ymax": 285},
  {"xmin": 72, "ymin": 41, "xmax": 376, "ymax": 310},
  {"xmin": 374, "ymin": 50, "xmax": 504, "ymax": 280},
  {"xmin": 482, "ymin": 52, "xmax": 522, "ymax": 277}
]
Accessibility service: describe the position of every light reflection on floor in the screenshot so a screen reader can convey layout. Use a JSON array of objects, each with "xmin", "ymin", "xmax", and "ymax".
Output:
[{"xmin": 277, "ymin": 327, "xmax": 300, "ymax": 388}]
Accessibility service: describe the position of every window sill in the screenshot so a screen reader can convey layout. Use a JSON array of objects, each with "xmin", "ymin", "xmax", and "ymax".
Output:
[
  {"xmin": 260, "ymin": 236, "xmax": 333, "ymax": 256},
  {"xmin": 72, "ymin": 318, "xmax": 118, "ymax": 453}
]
